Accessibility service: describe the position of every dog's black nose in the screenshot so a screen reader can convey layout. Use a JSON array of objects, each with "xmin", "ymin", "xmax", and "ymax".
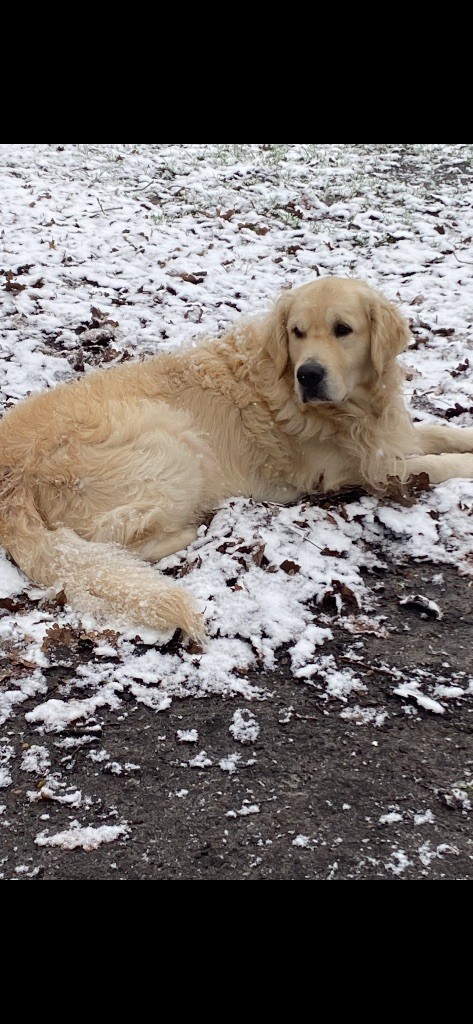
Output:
[{"xmin": 296, "ymin": 362, "xmax": 327, "ymax": 401}]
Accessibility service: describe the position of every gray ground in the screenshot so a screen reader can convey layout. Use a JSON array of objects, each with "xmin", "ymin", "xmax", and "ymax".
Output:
[{"xmin": 2, "ymin": 553, "xmax": 471, "ymax": 880}]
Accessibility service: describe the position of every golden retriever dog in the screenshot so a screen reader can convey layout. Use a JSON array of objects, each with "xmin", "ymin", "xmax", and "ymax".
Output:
[{"xmin": 1, "ymin": 276, "xmax": 473, "ymax": 644}]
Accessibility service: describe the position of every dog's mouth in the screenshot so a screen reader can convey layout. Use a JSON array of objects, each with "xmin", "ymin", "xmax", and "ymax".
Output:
[{"xmin": 296, "ymin": 361, "xmax": 330, "ymax": 403}]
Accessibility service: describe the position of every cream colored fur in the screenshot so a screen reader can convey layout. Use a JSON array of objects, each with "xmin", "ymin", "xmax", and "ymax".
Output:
[{"xmin": 1, "ymin": 276, "xmax": 472, "ymax": 643}]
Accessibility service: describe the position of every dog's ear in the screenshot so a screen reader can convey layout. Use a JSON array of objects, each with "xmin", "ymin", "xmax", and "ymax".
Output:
[
  {"xmin": 368, "ymin": 290, "xmax": 411, "ymax": 377},
  {"xmin": 265, "ymin": 289, "xmax": 291, "ymax": 375}
]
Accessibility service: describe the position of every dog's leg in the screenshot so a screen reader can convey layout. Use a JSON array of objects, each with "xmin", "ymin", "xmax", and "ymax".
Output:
[
  {"xmin": 397, "ymin": 452, "xmax": 473, "ymax": 483},
  {"xmin": 413, "ymin": 424, "xmax": 473, "ymax": 454},
  {"xmin": 130, "ymin": 527, "xmax": 199, "ymax": 562}
]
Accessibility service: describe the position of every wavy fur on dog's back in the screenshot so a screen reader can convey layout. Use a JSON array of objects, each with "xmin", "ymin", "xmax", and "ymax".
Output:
[{"xmin": 0, "ymin": 384, "xmax": 224, "ymax": 642}]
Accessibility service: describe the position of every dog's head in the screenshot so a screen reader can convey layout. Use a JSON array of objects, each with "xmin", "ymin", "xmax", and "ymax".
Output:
[{"xmin": 269, "ymin": 276, "xmax": 411, "ymax": 405}]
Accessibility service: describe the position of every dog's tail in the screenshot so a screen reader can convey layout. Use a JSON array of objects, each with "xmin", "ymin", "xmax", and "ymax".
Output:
[{"xmin": 0, "ymin": 480, "xmax": 205, "ymax": 644}]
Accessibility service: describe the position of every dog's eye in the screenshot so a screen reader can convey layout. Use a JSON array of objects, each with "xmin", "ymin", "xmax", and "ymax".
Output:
[
  {"xmin": 334, "ymin": 322, "xmax": 352, "ymax": 338},
  {"xmin": 292, "ymin": 326, "xmax": 305, "ymax": 339}
]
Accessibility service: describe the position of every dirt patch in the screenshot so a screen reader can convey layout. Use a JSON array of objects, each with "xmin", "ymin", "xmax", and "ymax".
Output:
[{"xmin": 2, "ymin": 557, "xmax": 471, "ymax": 880}]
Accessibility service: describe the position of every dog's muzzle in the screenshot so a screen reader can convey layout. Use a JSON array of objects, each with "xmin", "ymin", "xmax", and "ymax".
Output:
[{"xmin": 296, "ymin": 361, "xmax": 328, "ymax": 403}]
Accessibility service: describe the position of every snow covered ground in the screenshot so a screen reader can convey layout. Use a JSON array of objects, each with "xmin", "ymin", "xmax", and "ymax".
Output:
[{"xmin": 0, "ymin": 145, "xmax": 472, "ymax": 867}]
